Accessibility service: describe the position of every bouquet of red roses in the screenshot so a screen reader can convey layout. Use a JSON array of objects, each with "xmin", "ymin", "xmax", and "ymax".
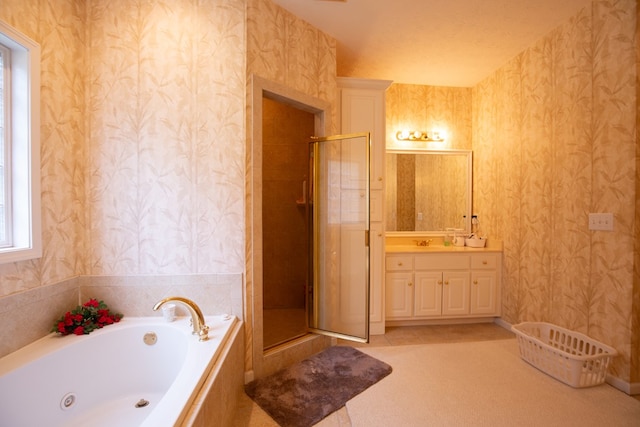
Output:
[{"xmin": 52, "ymin": 298, "xmax": 123, "ymax": 336}]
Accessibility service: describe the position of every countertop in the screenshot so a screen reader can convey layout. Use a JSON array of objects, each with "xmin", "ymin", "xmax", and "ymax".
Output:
[{"xmin": 385, "ymin": 240, "xmax": 503, "ymax": 254}]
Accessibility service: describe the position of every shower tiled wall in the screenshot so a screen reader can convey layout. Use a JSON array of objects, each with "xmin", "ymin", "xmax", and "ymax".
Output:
[{"xmin": 262, "ymin": 98, "xmax": 313, "ymax": 309}]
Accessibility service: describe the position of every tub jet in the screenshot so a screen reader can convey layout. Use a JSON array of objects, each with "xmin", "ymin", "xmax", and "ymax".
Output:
[{"xmin": 60, "ymin": 392, "xmax": 76, "ymax": 410}]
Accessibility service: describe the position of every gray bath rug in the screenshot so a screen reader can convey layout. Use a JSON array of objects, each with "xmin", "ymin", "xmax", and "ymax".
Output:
[{"xmin": 245, "ymin": 345, "xmax": 392, "ymax": 427}]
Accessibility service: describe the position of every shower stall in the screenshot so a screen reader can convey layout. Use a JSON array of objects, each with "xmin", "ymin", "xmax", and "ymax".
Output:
[
  {"xmin": 261, "ymin": 97, "xmax": 313, "ymax": 349},
  {"xmin": 257, "ymin": 81, "xmax": 371, "ymax": 357}
]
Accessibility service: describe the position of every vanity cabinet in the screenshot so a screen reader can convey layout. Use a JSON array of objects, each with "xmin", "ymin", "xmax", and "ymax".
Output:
[
  {"xmin": 385, "ymin": 251, "xmax": 501, "ymax": 322},
  {"xmin": 470, "ymin": 254, "xmax": 499, "ymax": 315},
  {"xmin": 385, "ymin": 271, "xmax": 413, "ymax": 318},
  {"xmin": 414, "ymin": 271, "xmax": 470, "ymax": 317},
  {"xmin": 338, "ymin": 77, "xmax": 392, "ymax": 335}
]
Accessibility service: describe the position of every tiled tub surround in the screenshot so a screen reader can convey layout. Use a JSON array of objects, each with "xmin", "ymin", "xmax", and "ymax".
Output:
[
  {"xmin": 0, "ymin": 274, "xmax": 245, "ymax": 426},
  {"xmin": 0, "ymin": 315, "xmax": 243, "ymax": 426},
  {"xmin": 0, "ymin": 273, "xmax": 243, "ymax": 359}
]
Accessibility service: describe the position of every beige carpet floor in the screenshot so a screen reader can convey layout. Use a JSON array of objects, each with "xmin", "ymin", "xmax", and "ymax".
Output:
[
  {"xmin": 346, "ymin": 339, "xmax": 640, "ymax": 426},
  {"xmin": 235, "ymin": 326, "xmax": 640, "ymax": 426}
]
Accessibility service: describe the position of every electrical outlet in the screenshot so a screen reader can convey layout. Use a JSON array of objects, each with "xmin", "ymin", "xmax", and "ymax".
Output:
[{"xmin": 589, "ymin": 213, "xmax": 614, "ymax": 231}]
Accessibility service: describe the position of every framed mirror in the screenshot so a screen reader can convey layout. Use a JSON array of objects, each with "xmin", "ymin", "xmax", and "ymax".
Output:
[{"xmin": 385, "ymin": 149, "xmax": 472, "ymax": 235}]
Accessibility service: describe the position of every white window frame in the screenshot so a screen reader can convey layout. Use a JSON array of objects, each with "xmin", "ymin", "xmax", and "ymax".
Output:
[{"xmin": 0, "ymin": 21, "xmax": 41, "ymax": 264}]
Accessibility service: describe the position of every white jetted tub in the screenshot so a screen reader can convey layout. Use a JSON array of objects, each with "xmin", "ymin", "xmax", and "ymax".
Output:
[{"xmin": 0, "ymin": 315, "xmax": 237, "ymax": 427}]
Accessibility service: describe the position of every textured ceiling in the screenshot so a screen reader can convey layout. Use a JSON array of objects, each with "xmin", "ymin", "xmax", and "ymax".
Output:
[{"xmin": 270, "ymin": 0, "xmax": 593, "ymax": 87}]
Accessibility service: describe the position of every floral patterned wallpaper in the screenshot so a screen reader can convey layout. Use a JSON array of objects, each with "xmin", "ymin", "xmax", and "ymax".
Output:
[
  {"xmin": 0, "ymin": 0, "xmax": 246, "ymax": 295},
  {"xmin": 245, "ymin": 0, "xmax": 338, "ymax": 375},
  {"xmin": 1, "ymin": 0, "xmax": 637, "ymax": 388},
  {"xmin": 0, "ymin": 0, "xmax": 86, "ymax": 295},
  {"xmin": 473, "ymin": 0, "xmax": 637, "ymax": 383},
  {"xmin": 386, "ymin": 84, "xmax": 472, "ymax": 151},
  {"xmin": 383, "ymin": 1, "xmax": 638, "ymax": 386},
  {"xmin": 87, "ymin": 0, "xmax": 246, "ymax": 276}
]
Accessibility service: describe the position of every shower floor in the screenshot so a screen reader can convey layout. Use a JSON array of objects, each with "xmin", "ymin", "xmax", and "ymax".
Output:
[{"xmin": 263, "ymin": 308, "xmax": 307, "ymax": 349}]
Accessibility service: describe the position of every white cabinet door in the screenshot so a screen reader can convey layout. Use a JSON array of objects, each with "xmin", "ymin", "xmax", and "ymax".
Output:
[
  {"xmin": 414, "ymin": 271, "xmax": 443, "ymax": 316},
  {"xmin": 470, "ymin": 270, "xmax": 497, "ymax": 315},
  {"xmin": 385, "ymin": 272, "xmax": 413, "ymax": 318},
  {"xmin": 442, "ymin": 271, "xmax": 470, "ymax": 316},
  {"xmin": 338, "ymin": 79, "xmax": 391, "ymax": 190}
]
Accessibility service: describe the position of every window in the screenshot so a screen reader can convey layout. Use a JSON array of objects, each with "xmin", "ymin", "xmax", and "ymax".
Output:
[
  {"xmin": 0, "ymin": 21, "xmax": 41, "ymax": 264},
  {"xmin": 0, "ymin": 43, "xmax": 7, "ymax": 245}
]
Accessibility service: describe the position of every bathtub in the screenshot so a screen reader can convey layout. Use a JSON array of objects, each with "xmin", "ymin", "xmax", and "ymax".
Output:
[{"xmin": 0, "ymin": 315, "xmax": 237, "ymax": 427}]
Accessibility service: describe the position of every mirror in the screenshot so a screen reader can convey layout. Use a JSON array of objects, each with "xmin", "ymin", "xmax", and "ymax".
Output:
[{"xmin": 385, "ymin": 149, "xmax": 472, "ymax": 235}]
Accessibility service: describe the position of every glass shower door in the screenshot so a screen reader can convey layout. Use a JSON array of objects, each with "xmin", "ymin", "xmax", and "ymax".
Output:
[{"xmin": 308, "ymin": 132, "xmax": 370, "ymax": 343}]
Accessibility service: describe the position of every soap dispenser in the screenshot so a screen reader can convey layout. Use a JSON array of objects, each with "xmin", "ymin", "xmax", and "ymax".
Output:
[{"xmin": 444, "ymin": 228, "xmax": 453, "ymax": 246}]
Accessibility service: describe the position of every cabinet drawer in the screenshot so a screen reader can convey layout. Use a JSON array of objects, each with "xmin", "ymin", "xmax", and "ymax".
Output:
[
  {"xmin": 386, "ymin": 255, "xmax": 413, "ymax": 271},
  {"xmin": 414, "ymin": 254, "xmax": 469, "ymax": 270},
  {"xmin": 471, "ymin": 254, "xmax": 498, "ymax": 269}
]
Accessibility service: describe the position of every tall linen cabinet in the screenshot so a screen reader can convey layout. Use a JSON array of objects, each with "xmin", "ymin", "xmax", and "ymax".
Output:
[{"xmin": 337, "ymin": 77, "xmax": 392, "ymax": 335}]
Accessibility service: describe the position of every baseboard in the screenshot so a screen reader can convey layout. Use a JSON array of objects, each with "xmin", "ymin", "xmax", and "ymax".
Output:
[
  {"xmin": 493, "ymin": 317, "xmax": 512, "ymax": 331},
  {"xmin": 386, "ymin": 317, "xmax": 495, "ymax": 327},
  {"xmin": 606, "ymin": 374, "xmax": 640, "ymax": 396},
  {"xmin": 370, "ymin": 320, "xmax": 385, "ymax": 335}
]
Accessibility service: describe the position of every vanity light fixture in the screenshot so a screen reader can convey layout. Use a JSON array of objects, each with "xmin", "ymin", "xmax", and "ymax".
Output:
[{"xmin": 396, "ymin": 130, "xmax": 444, "ymax": 142}]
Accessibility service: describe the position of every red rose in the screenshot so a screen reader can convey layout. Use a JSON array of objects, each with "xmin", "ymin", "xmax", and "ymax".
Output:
[
  {"xmin": 84, "ymin": 299, "xmax": 99, "ymax": 308},
  {"xmin": 52, "ymin": 300, "xmax": 122, "ymax": 335}
]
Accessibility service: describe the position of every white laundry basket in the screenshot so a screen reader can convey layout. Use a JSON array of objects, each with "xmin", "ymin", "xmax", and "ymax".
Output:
[{"xmin": 511, "ymin": 322, "xmax": 617, "ymax": 388}]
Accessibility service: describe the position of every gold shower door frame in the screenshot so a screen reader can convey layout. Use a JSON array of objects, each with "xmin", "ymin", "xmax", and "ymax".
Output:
[{"xmin": 308, "ymin": 132, "xmax": 371, "ymax": 343}]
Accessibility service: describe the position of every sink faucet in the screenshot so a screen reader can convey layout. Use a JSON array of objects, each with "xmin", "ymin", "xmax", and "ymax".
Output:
[{"xmin": 153, "ymin": 296, "xmax": 209, "ymax": 341}]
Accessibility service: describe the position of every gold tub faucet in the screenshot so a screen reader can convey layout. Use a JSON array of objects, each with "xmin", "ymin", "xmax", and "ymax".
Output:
[{"xmin": 153, "ymin": 296, "xmax": 209, "ymax": 341}]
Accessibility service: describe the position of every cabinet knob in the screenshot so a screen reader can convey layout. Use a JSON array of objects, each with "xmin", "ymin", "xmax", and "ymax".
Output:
[
  {"xmin": 482, "ymin": 260, "xmax": 488, "ymax": 265},
  {"xmin": 408, "ymin": 282, "xmax": 412, "ymax": 287},
  {"xmin": 444, "ymin": 280, "xmax": 449, "ymax": 285},
  {"xmin": 398, "ymin": 262, "xmax": 403, "ymax": 266},
  {"xmin": 473, "ymin": 280, "xmax": 478, "ymax": 285},
  {"xmin": 377, "ymin": 177, "xmax": 383, "ymax": 181},
  {"xmin": 437, "ymin": 280, "xmax": 443, "ymax": 285}
]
